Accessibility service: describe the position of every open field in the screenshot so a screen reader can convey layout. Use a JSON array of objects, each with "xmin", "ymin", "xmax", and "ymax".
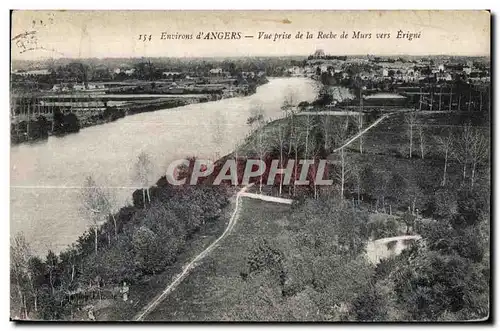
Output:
[
  {"xmin": 145, "ymin": 199, "xmax": 291, "ymax": 321},
  {"xmin": 358, "ymin": 111, "xmax": 489, "ymax": 157},
  {"xmin": 85, "ymin": 194, "xmax": 239, "ymax": 321}
]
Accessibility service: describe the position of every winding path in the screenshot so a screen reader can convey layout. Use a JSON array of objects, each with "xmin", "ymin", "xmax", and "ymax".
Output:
[
  {"xmin": 133, "ymin": 184, "xmax": 252, "ymax": 321},
  {"xmin": 133, "ymin": 112, "xmax": 393, "ymax": 320}
]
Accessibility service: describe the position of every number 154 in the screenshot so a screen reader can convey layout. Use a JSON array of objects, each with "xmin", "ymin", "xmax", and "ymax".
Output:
[{"xmin": 138, "ymin": 34, "xmax": 152, "ymax": 41}]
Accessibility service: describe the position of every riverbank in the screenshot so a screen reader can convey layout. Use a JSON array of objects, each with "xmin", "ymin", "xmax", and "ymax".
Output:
[
  {"xmin": 10, "ymin": 77, "xmax": 322, "ymax": 321},
  {"xmin": 11, "ymin": 99, "xmax": 490, "ymax": 322},
  {"xmin": 11, "ymin": 77, "xmax": 319, "ymax": 258},
  {"xmin": 10, "ymin": 76, "xmax": 269, "ymax": 146}
]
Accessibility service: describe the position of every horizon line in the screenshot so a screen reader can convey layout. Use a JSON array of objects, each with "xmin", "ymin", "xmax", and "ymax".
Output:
[{"xmin": 12, "ymin": 53, "xmax": 491, "ymax": 62}]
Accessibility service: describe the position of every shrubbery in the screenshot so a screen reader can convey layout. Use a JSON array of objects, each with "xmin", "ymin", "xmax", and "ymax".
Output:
[{"xmin": 10, "ymin": 179, "xmax": 229, "ymax": 320}]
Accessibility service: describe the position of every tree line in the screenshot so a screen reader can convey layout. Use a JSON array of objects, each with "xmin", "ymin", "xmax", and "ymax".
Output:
[{"xmin": 10, "ymin": 152, "xmax": 230, "ymax": 320}]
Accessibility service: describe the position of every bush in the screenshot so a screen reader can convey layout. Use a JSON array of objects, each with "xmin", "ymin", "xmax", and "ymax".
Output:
[{"xmin": 351, "ymin": 285, "xmax": 388, "ymax": 321}]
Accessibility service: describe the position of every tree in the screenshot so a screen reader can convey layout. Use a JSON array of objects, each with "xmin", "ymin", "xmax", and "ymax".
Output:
[
  {"xmin": 281, "ymin": 89, "xmax": 297, "ymax": 115},
  {"xmin": 134, "ymin": 151, "xmax": 154, "ymax": 207},
  {"xmin": 45, "ymin": 250, "xmax": 59, "ymax": 296},
  {"xmin": 452, "ymin": 124, "xmax": 474, "ymax": 182},
  {"xmin": 468, "ymin": 128, "xmax": 488, "ymax": 188},
  {"xmin": 80, "ymin": 176, "xmax": 111, "ymax": 255},
  {"xmin": 351, "ymin": 162, "xmax": 363, "ymax": 206},
  {"xmin": 404, "ymin": 112, "xmax": 418, "ymax": 158},
  {"xmin": 373, "ymin": 170, "xmax": 391, "ymax": 213},
  {"xmin": 332, "ymin": 117, "xmax": 351, "ymax": 200},
  {"xmin": 243, "ymin": 239, "xmax": 286, "ymax": 287},
  {"xmin": 26, "ymin": 256, "xmax": 45, "ymax": 315},
  {"xmin": 132, "ymin": 226, "xmax": 166, "ymax": 274},
  {"xmin": 271, "ymin": 123, "xmax": 288, "ymax": 196},
  {"xmin": 352, "ymin": 113, "xmax": 364, "ymax": 154},
  {"xmin": 417, "ymin": 124, "xmax": 426, "ymax": 159},
  {"xmin": 431, "ymin": 188, "xmax": 458, "ymax": 220},
  {"xmin": 320, "ymin": 116, "xmax": 333, "ymax": 153},
  {"xmin": 290, "ymin": 127, "xmax": 304, "ymax": 196},
  {"xmin": 435, "ymin": 129, "xmax": 454, "ymax": 186},
  {"xmin": 331, "ymin": 116, "xmax": 351, "ymax": 149},
  {"xmin": 10, "ymin": 233, "xmax": 33, "ymax": 319},
  {"xmin": 300, "ymin": 115, "xmax": 324, "ymax": 198},
  {"xmin": 303, "ymin": 114, "xmax": 318, "ymax": 160},
  {"xmin": 335, "ymin": 148, "xmax": 351, "ymax": 201},
  {"xmin": 351, "ymin": 285, "xmax": 388, "ymax": 321},
  {"xmin": 247, "ymin": 104, "xmax": 265, "ymax": 131},
  {"xmin": 354, "ymin": 87, "xmax": 365, "ymax": 154},
  {"xmin": 251, "ymin": 125, "xmax": 270, "ymax": 194},
  {"xmin": 404, "ymin": 177, "xmax": 424, "ymax": 216},
  {"xmin": 392, "ymin": 248, "xmax": 488, "ymax": 321}
]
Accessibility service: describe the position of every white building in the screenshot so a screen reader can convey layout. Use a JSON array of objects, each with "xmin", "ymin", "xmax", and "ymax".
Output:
[
  {"xmin": 14, "ymin": 69, "xmax": 51, "ymax": 76},
  {"xmin": 209, "ymin": 68, "xmax": 223, "ymax": 75},
  {"xmin": 313, "ymin": 49, "xmax": 326, "ymax": 58},
  {"xmin": 162, "ymin": 71, "xmax": 182, "ymax": 77},
  {"xmin": 463, "ymin": 67, "xmax": 472, "ymax": 75},
  {"xmin": 125, "ymin": 68, "xmax": 136, "ymax": 76},
  {"xmin": 242, "ymin": 71, "xmax": 256, "ymax": 78},
  {"xmin": 287, "ymin": 66, "xmax": 303, "ymax": 75}
]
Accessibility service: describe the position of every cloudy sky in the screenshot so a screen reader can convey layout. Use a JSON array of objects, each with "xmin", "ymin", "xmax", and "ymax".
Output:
[{"xmin": 11, "ymin": 10, "xmax": 490, "ymax": 60}]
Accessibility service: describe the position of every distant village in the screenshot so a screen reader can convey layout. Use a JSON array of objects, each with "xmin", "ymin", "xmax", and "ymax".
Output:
[
  {"xmin": 11, "ymin": 65, "xmax": 266, "ymax": 96},
  {"xmin": 290, "ymin": 49, "xmax": 490, "ymax": 83},
  {"xmin": 9, "ymin": 51, "xmax": 490, "ymax": 144},
  {"xmin": 290, "ymin": 50, "xmax": 490, "ymax": 112},
  {"xmin": 10, "ymin": 59, "xmax": 272, "ymax": 144}
]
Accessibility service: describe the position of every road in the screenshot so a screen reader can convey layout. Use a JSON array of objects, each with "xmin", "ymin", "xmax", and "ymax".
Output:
[{"xmin": 133, "ymin": 184, "xmax": 252, "ymax": 321}]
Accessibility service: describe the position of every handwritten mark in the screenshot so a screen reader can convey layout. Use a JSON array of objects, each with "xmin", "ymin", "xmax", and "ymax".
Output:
[
  {"xmin": 12, "ymin": 13, "xmax": 59, "ymax": 56},
  {"xmin": 18, "ymin": 46, "xmax": 65, "ymax": 56}
]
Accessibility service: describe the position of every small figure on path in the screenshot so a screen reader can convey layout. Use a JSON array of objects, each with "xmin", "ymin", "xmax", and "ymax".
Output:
[
  {"xmin": 88, "ymin": 308, "xmax": 95, "ymax": 321},
  {"xmin": 121, "ymin": 281, "xmax": 130, "ymax": 302}
]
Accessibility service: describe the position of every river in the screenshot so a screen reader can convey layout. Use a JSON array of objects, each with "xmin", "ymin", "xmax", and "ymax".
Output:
[{"xmin": 10, "ymin": 77, "xmax": 319, "ymax": 256}]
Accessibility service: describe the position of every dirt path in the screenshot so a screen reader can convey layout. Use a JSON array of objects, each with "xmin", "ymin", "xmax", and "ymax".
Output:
[
  {"xmin": 365, "ymin": 235, "xmax": 422, "ymax": 264},
  {"xmin": 133, "ymin": 184, "xmax": 252, "ymax": 321},
  {"xmin": 332, "ymin": 113, "xmax": 391, "ymax": 153},
  {"xmin": 133, "ymin": 112, "xmax": 392, "ymax": 320},
  {"xmin": 373, "ymin": 234, "xmax": 421, "ymax": 244},
  {"xmin": 239, "ymin": 192, "xmax": 293, "ymax": 205}
]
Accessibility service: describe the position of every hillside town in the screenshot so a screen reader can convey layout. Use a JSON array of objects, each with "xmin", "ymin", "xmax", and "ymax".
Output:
[{"xmin": 290, "ymin": 50, "xmax": 490, "ymax": 111}]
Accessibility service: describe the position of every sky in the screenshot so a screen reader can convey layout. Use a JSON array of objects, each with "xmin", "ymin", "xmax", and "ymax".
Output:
[{"xmin": 10, "ymin": 10, "xmax": 491, "ymax": 60}]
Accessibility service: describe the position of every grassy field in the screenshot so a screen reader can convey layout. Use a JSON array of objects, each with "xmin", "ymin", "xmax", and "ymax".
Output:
[
  {"xmin": 144, "ymin": 198, "xmax": 292, "ymax": 321},
  {"xmin": 341, "ymin": 110, "xmax": 490, "ymax": 216},
  {"xmin": 137, "ymin": 110, "xmax": 490, "ymax": 321},
  {"xmin": 89, "ymin": 194, "xmax": 239, "ymax": 321},
  {"xmin": 358, "ymin": 111, "xmax": 489, "ymax": 157}
]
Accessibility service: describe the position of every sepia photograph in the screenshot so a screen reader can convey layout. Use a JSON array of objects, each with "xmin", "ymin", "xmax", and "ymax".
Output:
[{"xmin": 9, "ymin": 10, "xmax": 491, "ymax": 322}]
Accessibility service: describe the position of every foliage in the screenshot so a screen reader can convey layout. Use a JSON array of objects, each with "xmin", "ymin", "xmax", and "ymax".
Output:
[
  {"xmin": 10, "ymin": 177, "xmax": 229, "ymax": 320},
  {"xmin": 351, "ymin": 285, "xmax": 388, "ymax": 321}
]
